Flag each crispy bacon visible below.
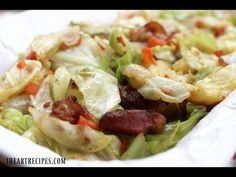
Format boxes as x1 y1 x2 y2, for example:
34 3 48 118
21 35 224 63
51 96 93 124
99 109 166 135
129 21 167 42
119 85 147 109
119 84 167 114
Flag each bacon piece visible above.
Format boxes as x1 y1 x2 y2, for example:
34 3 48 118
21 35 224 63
99 109 166 135
119 85 147 109
51 96 93 124
119 84 167 114
129 21 167 42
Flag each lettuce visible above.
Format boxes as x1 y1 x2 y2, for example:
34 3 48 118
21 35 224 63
146 103 207 154
0 108 33 135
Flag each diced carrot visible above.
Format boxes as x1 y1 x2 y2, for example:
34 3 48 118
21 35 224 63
195 20 204 28
117 37 126 47
127 13 136 19
59 43 69 50
78 116 98 130
76 39 82 46
218 56 228 67
214 50 223 57
59 39 81 51
142 47 156 67
120 139 129 154
27 51 37 60
148 36 167 47
213 27 225 37
24 83 40 96
167 35 180 53
17 60 26 69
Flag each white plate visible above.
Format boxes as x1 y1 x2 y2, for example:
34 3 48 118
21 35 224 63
0 10 236 167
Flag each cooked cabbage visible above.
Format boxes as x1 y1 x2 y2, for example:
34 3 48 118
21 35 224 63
122 64 152 88
188 63 236 105
152 45 176 63
138 76 190 103
188 30 217 53
0 108 33 135
146 103 207 154
30 73 121 154
52 67 71 101
31 76 53 113
123 64 190 103
29 107 116 153
23 125 120 160
173 46 218 73
109 28 130 56
0 60 42 102
53 36 100 69
68 65 121 120
31 26 80 61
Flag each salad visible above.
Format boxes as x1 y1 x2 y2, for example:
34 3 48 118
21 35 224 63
1 10 236 161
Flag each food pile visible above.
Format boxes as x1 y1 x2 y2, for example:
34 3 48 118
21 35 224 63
1 10 236 160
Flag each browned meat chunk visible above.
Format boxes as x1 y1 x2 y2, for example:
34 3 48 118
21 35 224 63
99 109 166 135
148 111 166 134
52 96 93 124
119 85 147 109
129 21 167 42
119 84 167 114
